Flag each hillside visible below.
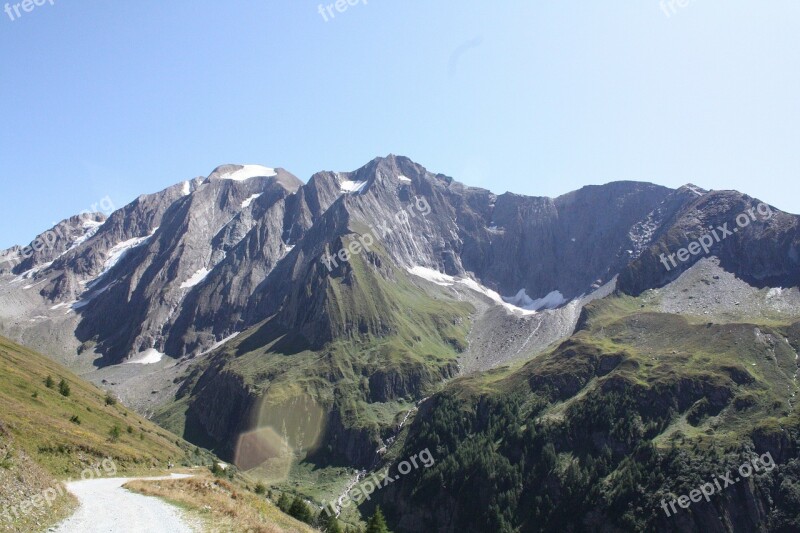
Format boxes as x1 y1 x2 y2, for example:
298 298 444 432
0 335 207 532
374 289 800 532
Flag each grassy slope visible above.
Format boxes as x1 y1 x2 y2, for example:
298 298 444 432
0 334 320 533
154 233 474 524
125 473 317 533
0 334 210 532
555 294 800 446
380 292 800 531
453 292 800 444
0 335 200 474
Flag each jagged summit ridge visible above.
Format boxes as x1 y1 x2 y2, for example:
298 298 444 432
0 155 796 367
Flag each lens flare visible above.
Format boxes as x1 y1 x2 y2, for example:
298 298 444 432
233 391 326 482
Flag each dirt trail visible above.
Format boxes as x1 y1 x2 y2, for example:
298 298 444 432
51 474 196 533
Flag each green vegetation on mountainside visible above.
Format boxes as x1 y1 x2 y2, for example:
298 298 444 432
375 295 800 532
0 335 207 476
0 334 214 532
156 234 473 500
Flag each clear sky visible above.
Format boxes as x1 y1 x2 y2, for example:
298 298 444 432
1 1 799 248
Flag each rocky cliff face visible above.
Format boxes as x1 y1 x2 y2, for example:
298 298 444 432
619 190 800 295
8 156 795 366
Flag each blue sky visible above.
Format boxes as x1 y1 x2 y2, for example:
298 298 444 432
1 1 799 248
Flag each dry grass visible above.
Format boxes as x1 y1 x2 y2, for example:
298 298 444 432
0 423 77 533
0 335 211 532
124 473 316 533
0 335 199 476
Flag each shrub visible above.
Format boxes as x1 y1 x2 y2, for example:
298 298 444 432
0 450 13 469
210 462 226 477
58 379 70 397
45 375 54 389
109 425 121 442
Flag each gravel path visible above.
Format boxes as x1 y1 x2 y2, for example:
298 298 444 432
51 474 196 533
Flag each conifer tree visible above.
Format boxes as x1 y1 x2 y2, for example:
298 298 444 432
365 506 390 533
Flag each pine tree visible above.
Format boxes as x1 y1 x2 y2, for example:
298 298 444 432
58 379 71 397
319 512 344 533
365 506 390 533
541 443 557 473
288 496 313 524
276 493 292 513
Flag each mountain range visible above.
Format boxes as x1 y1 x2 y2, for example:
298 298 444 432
1 155 799 532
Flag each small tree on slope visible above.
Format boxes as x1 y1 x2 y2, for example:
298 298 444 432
365 507 390 533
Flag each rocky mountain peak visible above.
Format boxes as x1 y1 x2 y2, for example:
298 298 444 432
1 155 797 367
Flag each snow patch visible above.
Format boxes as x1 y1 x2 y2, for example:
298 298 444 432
503 289 567 311
15 261 54 282
199 332 241 356
73 281 115 310
125 348 164 365
340 180 369 194
69 227 99 250
64 221 103 255
398 175 412 183
23 279 48 290
406 266 454 286
460 279 537 315
685 185 706 197
103 236 152 273
405 266 539 315
82 218 104 228
182 181 191 195
487 225 506 235
220 165 276 181
241 193 262 209
180 268 211 289
80 232 155 293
